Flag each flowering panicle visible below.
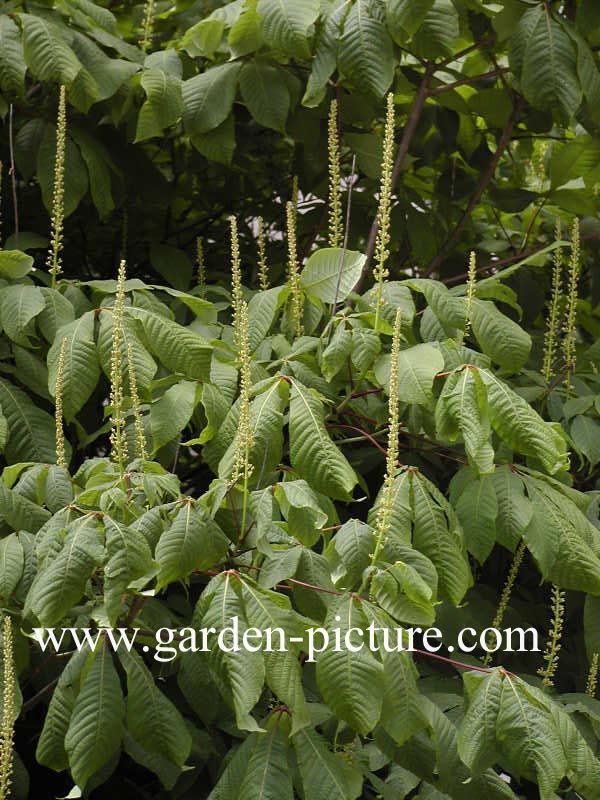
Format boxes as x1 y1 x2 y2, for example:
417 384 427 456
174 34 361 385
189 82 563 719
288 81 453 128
562 218 580 397
47 86 67 288
542 219 564 382
230 298 254 538
196 237 205 290
54 336 68 470
462 251 477 344
587 653 599 698
127 342 148 462
286 201 303 338
363 308 402 591
110 260 129 474
257 217 269 291
328 99 343 249
139 0 155 51
483 540 526 666
229 216 243 343
539 584 565 688
0 616 15 800
372 93 395 331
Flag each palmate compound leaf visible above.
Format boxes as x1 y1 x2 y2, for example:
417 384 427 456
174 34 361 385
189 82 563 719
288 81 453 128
288 379 357 501
64 638 125 790
457 669 503 774
119 647 192 787
450 468 498 563
256 0 320 60
315 594 384 736
0 533 24 601
48 311 100 421
154 501 230 590
193 571 265 732
338 0 394 100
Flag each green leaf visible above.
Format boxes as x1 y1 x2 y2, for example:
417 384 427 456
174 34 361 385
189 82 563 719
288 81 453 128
386 0 435 41
412 0 459 58
293 728 363 800
37 288 76 342
239 60 290 133
37 648 92 772
182 19 225 58
0 285 45 346
289 380 357 501
0 378 58 463
0 15 26 94
0 476 51 533
48 312 100 422
510 6 582 123
69 126 116 219
571 415 600 467
119 647 192 784
103 517 154 624
0 250 34 280
97 308 157 396
257 0 319 59
411 470 471 605
375 343 444 406
125 306 212 381
452 471 498 563
65 639 125 790
239 726 294 800
522 477 600 594
380 649 425 746
151 381 197 452
182 62 241 135
322 325 353 381
457 670 503 773
155 502 230 589
191 114 236 165
247 287 287 352
195 572 265 731
316 595 384 735
300 248 366 303
135 68 183 141
338 1 394 99
496 676 566 796
436 367 495 475
480 369 569 474
24 516 104 625
469 299 531 372
21 14 82 85
149 244 192 291
0 533 24 600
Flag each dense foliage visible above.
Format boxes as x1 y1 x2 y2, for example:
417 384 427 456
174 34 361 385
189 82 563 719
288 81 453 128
2 1 600 799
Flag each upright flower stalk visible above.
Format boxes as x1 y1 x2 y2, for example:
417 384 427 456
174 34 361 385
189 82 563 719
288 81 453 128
127 343 148 462
361 307 402 593
0 616 15 800
230 299 254 539
372 93 395 331
328 99 343 249
257 217 269 291
562 218 580 397
196 237 205 291
286 201 303 338
462 251 477 345
587 653 599 698
539 584 565 689
542 219 564 382
483 540 526 666
47 86 67 288
110 260 129 475
139 0 155 51
54 336 68 470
